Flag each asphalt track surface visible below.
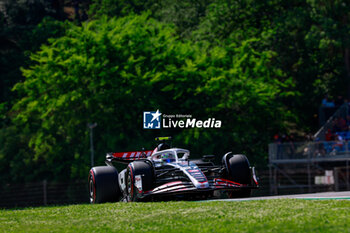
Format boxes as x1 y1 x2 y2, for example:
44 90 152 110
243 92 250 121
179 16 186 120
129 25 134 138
210 191 350 201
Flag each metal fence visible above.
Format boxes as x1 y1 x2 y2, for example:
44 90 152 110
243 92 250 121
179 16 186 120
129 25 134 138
0 180 89 208
269 141 350 162
0 173 273 208
269 140 350 195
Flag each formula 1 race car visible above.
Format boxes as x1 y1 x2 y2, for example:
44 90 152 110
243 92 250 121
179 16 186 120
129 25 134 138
88 137 259 203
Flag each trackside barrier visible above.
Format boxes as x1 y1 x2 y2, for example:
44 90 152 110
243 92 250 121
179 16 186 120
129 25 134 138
0 180 89 208
0 176 271 208
269 141 350 195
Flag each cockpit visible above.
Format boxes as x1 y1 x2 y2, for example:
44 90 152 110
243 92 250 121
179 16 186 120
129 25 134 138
151 148 190 164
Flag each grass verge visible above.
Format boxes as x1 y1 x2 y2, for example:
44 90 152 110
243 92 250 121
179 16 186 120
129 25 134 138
1 199 349 232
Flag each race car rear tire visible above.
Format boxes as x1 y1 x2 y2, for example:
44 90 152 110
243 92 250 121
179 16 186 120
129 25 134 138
89 166 121 204
223 153 252 198
126 161 154 202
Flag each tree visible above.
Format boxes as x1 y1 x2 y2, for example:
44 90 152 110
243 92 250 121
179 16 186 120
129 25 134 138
0 0 66 116
2 14 291 183
89 0 160 18
305 0 350 97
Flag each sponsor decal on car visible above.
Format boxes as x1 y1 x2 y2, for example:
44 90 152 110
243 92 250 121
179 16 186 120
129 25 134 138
135 175 142 192
187 169 200 173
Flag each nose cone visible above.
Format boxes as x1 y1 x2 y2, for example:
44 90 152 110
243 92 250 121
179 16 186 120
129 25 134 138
189 171 209 189
182 162 210 189
195 181 209 189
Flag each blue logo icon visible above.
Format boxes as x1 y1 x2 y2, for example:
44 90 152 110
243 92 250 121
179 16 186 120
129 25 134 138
143 110 162 129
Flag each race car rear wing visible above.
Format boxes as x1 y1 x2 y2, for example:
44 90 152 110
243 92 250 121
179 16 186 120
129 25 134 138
105 150 154 164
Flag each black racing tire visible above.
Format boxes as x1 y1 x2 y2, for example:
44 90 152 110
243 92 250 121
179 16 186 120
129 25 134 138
126 161 154 202
228 154 251 184
223 154 252 198
88 166 121 204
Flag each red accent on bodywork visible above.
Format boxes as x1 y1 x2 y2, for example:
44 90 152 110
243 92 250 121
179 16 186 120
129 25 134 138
177 188 188 191
112 150 153 159
90 169 96 203
220 178 242 185
128 164 134 202
214 178 243 187
187 169 199 172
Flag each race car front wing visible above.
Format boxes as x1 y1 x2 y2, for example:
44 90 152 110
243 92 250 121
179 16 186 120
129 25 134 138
136 177 259 199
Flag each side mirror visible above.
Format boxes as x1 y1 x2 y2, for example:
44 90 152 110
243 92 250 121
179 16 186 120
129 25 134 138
202 155 215 160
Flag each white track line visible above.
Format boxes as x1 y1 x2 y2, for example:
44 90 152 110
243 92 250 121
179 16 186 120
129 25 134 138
203 191 350 202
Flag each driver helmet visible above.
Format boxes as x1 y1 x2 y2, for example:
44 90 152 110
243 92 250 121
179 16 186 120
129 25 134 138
161 153 175 163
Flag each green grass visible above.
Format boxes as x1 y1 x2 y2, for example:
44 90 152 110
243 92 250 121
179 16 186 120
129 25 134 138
1 200 349 232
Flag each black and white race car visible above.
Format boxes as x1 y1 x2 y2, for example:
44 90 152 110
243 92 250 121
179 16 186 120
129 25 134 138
88 137 259 203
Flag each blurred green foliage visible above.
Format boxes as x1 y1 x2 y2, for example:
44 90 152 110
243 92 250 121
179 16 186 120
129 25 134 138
2 14 287 182
1 0 350 183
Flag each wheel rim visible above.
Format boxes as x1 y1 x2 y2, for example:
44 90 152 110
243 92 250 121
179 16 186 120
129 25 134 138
89 175 95 203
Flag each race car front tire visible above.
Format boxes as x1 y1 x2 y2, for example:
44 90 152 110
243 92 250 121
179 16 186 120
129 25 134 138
126 161 154 202
89 166 121 204
223 153 252 198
